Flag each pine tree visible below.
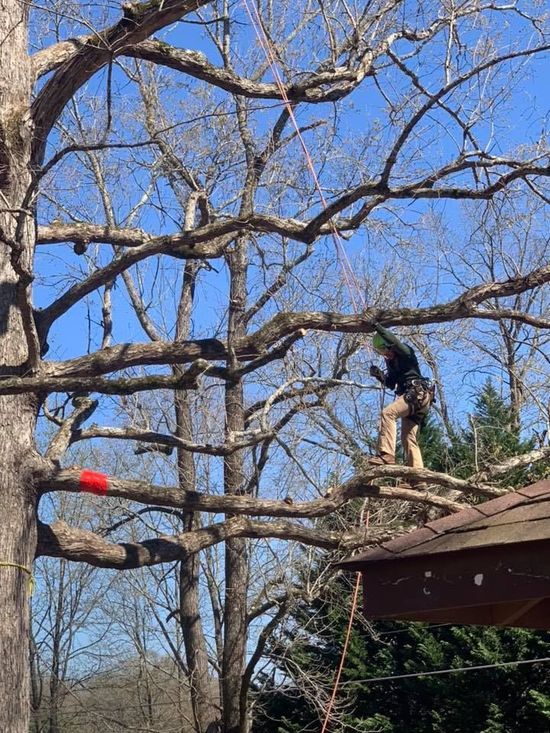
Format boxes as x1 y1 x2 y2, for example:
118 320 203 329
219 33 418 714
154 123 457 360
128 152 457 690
451 379 540 484
254 583 550 732
418 413 453 473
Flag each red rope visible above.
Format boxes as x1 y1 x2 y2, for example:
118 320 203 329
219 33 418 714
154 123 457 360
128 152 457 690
319 571 362 733
239 8 376 728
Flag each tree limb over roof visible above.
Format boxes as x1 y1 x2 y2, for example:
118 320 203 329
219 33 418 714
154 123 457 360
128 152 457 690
34 447 550 570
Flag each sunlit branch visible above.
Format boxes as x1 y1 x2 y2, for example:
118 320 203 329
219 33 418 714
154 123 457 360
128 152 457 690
0 360 212 396
31 0 214 162
470 447 550 484
34 263 549 383
36 517 394 568
71 425 275 456
36 464 500 518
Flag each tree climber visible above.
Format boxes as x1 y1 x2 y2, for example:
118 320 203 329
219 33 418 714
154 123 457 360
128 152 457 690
368 323 434 469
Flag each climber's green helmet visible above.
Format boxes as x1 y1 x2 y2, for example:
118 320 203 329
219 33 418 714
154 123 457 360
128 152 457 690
372 332 392 355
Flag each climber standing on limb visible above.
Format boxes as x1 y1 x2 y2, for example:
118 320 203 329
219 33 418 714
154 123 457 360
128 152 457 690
368 323 435 469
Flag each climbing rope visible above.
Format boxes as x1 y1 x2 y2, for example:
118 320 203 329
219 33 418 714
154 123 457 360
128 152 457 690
320 503 370 733
240 0 367 312
320 571 362 733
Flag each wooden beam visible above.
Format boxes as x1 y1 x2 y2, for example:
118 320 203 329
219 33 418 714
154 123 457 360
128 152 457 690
375 599 550 629
490 599 543 627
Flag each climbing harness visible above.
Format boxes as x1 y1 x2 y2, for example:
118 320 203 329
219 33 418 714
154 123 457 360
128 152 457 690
403 378 436 423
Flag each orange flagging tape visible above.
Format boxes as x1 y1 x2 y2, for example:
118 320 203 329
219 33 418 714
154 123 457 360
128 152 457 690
79 469 108 496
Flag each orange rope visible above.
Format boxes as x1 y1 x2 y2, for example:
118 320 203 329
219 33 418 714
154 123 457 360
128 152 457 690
320 506 369 733
319 571 362 733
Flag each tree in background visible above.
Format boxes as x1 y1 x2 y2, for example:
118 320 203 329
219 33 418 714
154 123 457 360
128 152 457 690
450 379 544 484
0 1 548 731
254 600 550 733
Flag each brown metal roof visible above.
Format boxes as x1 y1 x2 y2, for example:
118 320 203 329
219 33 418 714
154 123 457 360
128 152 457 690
338 478 550 629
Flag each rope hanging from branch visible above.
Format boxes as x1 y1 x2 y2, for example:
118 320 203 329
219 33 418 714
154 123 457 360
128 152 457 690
239 7 378 727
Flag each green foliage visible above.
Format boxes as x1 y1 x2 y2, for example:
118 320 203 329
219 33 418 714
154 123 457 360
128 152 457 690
418 413 453 473
254 587 550 733
528 689 550 720
450 379 537 483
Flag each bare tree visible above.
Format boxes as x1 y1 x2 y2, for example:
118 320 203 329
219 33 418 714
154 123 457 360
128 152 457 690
0 1 549 731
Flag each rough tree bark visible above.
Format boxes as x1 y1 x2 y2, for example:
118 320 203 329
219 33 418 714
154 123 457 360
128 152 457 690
0 5 39 732
223 238 250 733
175 261 221 732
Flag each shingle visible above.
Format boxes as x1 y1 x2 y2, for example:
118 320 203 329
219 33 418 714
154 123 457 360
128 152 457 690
380 526 438 555
472 491 528 518
338 545 395 567
518 479 550 499
425 506 486 534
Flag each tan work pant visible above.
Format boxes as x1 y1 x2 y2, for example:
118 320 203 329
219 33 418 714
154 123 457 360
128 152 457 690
379 395 423 468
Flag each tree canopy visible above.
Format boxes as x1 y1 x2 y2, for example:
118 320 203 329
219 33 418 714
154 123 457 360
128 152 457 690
0 1 548 731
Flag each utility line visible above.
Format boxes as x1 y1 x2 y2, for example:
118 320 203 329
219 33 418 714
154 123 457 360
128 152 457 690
47 655 550 716
338 655 550 685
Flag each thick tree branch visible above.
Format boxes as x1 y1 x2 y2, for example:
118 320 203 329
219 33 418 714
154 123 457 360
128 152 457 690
0 360 213 396
35 517 393 568
303 160 550 237
123 39 374 102
31 0 214 162
29 263 548 385
72 425 275 456
469 446 550 484
45 396 98 462
35 464 499 519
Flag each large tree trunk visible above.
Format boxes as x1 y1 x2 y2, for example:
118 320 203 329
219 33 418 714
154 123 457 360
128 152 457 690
222 241 249 733
0 5 39 732
175 261 221 733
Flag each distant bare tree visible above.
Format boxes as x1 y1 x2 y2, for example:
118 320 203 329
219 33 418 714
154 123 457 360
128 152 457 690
29 493 114 733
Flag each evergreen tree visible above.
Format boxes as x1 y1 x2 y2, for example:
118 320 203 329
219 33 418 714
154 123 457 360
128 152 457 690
254 582 550 732
451 379 541 484
418 413 453 473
